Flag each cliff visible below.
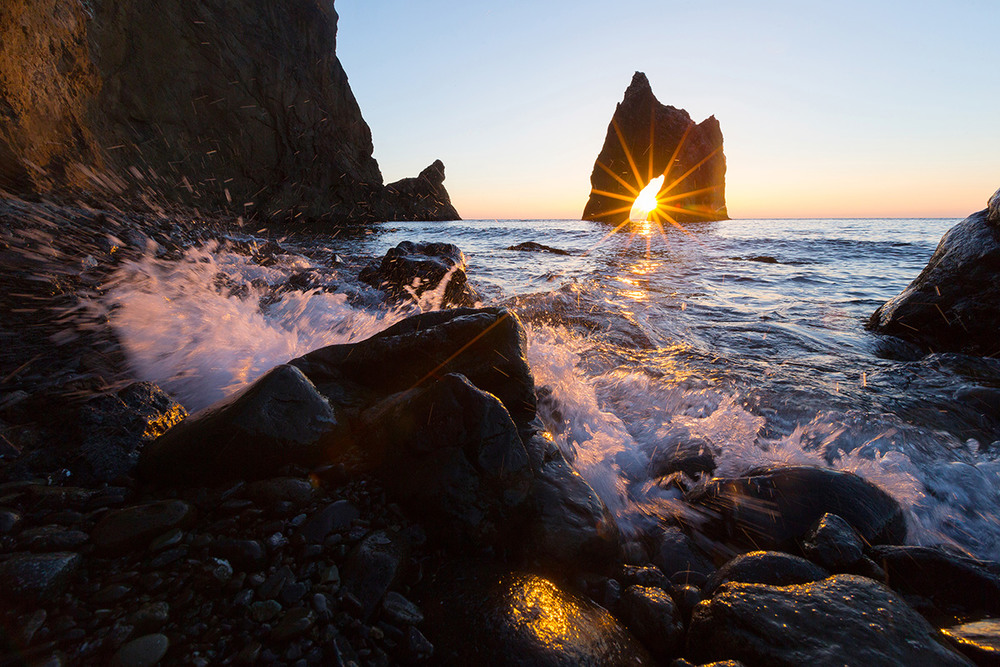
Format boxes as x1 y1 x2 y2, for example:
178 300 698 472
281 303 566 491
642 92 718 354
583 72 727 224
0 0 459 223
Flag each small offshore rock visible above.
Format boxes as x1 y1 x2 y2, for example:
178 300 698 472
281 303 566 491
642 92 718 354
619 585 685 662
111 633 169 667
0 552 80 604
802 512 864 570
91 500 194 553
382 591 424 625
703 551 830 598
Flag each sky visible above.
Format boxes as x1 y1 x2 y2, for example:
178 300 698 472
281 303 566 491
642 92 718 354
336 1 999 220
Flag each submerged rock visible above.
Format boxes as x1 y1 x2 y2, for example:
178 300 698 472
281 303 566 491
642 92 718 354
506 241 571 255
423 566 652 665
686 465 906 554
869 189 1000 355
138 364 345 484
358 241 478 307
582 72 727 224
688 575 973 666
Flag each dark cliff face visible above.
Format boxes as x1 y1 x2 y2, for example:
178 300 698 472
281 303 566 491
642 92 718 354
583 72 727 224
0 0 459 224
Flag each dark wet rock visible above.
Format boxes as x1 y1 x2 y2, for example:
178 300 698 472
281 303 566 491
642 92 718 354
686 465 906 554
0 552 80 605
619 585 685 661
702 551 829 598
127 602 169 633
91 500 194 553
78 382 187 483
251 600 282 623
620 565 670 591
94 584 131 604
672 583 702 623
687 574 972 666
506 241 571 255
138 364 345 484
341 531 406 620
652 526 716 580
383 160 461 222
270 607 314 642
646 438 716 479
18 525 89 552
299 500 359 544
802 512 864 570
423 565 652 665
209 538 266 572
359 373 531 545
111 633 169 667
381 591 424 626
526 452 621 572
245 477 316 506
404 626 435 662
746 255 778 263
0 0 456 224
941 619 1000 666
291 307 537 429
869 191 1000 356
358 241 478 307
583 71 727 224
258 566 295 601
0 508 20 534
870 545 1000 620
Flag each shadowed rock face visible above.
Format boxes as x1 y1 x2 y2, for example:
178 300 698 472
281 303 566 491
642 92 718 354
582 72 727 224
0 0 458 224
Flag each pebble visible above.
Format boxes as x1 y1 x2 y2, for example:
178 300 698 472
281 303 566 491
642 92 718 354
299 500 359 544
251 600 283 623
19 525 89 551
94 584 132 604
270 607 315 642
381 592 424 625
128 602 170 633
148 528 184 552
279 582 309 606
91 501 194 553
112 633 169 667
258 566 294 600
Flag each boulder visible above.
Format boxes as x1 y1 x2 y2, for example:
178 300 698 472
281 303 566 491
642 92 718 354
941 619 1000 667
651 526 716 581
91 500 194 553
358 241 479 307
618 585 685 661
0 552 81 605
137 364 346 484
870 545 1000 621
383 160 461 221
77 382 187 483
868 190 1000 355
340 530 407 620
582 72 727 224
687 575 973 666
702 551 829 598
685 466 906 554
802 513 864 571
290 307 537 430
0 0 457 223
422 566 653 666
358 373 532 545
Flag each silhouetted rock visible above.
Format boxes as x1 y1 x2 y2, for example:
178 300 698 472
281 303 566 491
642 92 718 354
138 365 346 484
0 0 458 224
869 189 1000 355
384 161 461 221
686 465 906 554
688 575 972 666
583 72 727 224
358 241 479 307
506 241 571 255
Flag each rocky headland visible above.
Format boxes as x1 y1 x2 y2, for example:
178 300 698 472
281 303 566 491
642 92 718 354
582 72 728 225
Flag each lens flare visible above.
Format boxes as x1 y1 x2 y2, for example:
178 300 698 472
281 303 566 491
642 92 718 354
630 176 664 222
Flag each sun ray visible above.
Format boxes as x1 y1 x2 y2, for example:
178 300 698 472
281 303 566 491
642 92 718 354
647 103 656 182
612 118 643 191
661 122 694 185
590 188 639 204
596 161 639 196
661 146 723 196
658 184 723 204
582 216 634 256
597 203 638 217
659 203 725 219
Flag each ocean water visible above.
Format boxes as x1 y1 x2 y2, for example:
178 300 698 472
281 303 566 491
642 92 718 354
102 217 1000 560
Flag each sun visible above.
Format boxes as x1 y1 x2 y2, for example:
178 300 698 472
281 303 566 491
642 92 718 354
630 175 664 222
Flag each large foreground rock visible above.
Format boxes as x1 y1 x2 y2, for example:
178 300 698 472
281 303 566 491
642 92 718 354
686 466 906 554
582 72 727 224
138 364 345 484
868 188 1000 356
422 566 652 665
0 0 457 223
688 575 972 666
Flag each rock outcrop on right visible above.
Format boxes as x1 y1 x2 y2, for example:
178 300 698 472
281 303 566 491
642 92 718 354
582 72 727 224
868 187 1000 356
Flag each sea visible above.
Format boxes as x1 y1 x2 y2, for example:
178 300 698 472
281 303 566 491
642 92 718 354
100 216 1000 561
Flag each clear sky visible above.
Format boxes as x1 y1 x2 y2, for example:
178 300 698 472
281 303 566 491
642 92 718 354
336 1 999 220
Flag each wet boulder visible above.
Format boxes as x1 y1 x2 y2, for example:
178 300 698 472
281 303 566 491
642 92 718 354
651 526 716 582
422 565 653 666
359 241 478 307
870 545 1000 621
77 382 187 483
618 584 685 662
358 373 532 545
802 512 864 570
341 530 407 621
702 551 829 598
688 575 973 666
525 452 622 572
685 465 906 554
869 188 1000 356
137 365 346 484
941 619 1000 666
290 307 536 430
